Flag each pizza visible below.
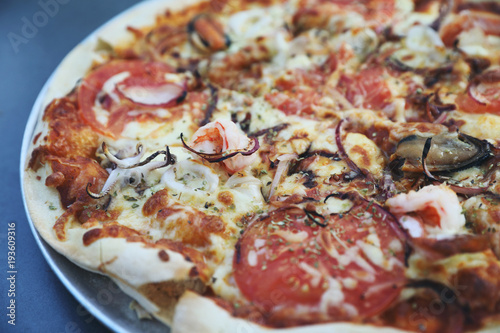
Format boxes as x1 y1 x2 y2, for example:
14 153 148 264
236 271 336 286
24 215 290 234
22 0 500 332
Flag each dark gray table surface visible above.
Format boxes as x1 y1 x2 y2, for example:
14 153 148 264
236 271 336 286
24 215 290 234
0 1 144 332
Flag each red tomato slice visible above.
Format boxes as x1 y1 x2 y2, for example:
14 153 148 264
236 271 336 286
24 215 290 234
456 83 500 115
264 56 339 116
234 202 406 324
337 67 392 110
78 60 185 138
265 90 318 116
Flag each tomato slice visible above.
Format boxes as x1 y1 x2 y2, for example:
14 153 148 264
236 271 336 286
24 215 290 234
234 202 406 324
265 90 318 116
264 62 337 116
456 86 500 115
78 60 186 138
337 67 392 110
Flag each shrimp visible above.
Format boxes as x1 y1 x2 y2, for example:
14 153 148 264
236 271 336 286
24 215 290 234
188 119 258 173
386 184 466 239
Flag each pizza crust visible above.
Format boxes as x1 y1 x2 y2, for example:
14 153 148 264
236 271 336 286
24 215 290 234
173 291 500 333
172 291 410 333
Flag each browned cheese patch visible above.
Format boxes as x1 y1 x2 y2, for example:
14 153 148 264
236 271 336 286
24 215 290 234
143 190 226 247
217 190 234 206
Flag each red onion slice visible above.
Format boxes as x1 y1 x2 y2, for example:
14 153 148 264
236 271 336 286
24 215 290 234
433 111 448 124
468 81 490 105
117 82 186 107
385 56 413 72
465 57 491 75
199 85 218 126
335 119 362 177
180 133 260 163
268 154 297 201
467 69 500 105
426 92 456 122
374 202 410 243
439 183 489 195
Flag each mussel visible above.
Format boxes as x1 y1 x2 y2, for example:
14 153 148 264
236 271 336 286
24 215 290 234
390 132 493 173
188 14 231 52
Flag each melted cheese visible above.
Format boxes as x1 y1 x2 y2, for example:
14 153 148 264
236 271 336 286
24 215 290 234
323 197 353 215
334 28 378 59
247 250 258 267
247 97 287 133
357 235 385 268
343 132 386 177
454 112 500 141
299 262 323 288
319 278 344 312
161 160 220 195
341 277 358 290
392 25 448 69
273 230 309 243
120 112 194 147
226 6 287 44
401 216 424 238
274 174 307 198
319 278 359 317
210 246 244 301
406 250 496 287
324 239 376 276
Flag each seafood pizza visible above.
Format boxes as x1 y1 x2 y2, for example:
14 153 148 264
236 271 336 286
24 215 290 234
23 0 500 332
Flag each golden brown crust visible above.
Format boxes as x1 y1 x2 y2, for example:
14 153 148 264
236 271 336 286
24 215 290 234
82 223 142 246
